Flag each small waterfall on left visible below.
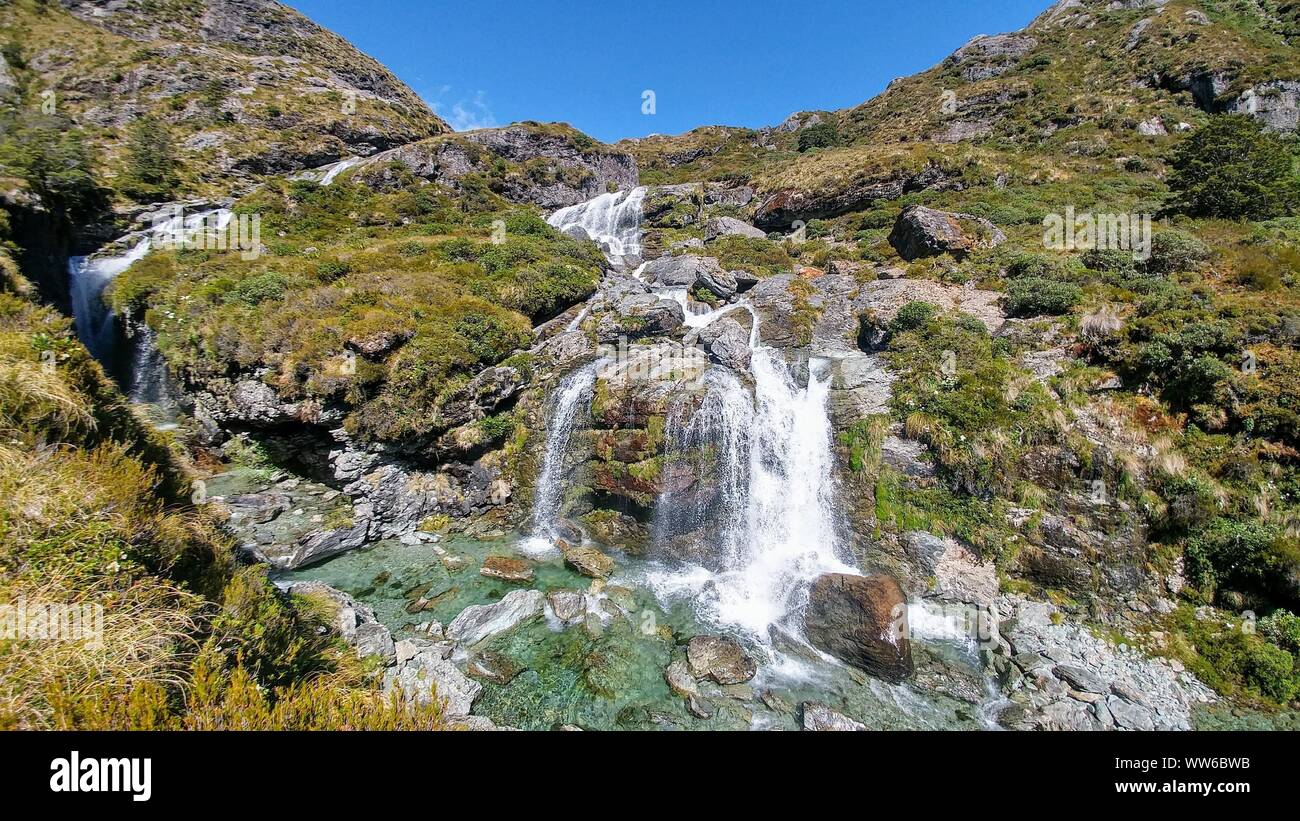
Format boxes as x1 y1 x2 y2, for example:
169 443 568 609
68 208 231 383
519 360 603 555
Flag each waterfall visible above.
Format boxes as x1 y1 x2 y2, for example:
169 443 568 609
320 156 363 186
519 360 602 556
644 311 855 643
547 186 647 267
68 208 232 372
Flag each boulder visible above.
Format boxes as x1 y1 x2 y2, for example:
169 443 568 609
480 555 535 583
705 216 767 241
800 702 866 731
686 635 757 684
804 573 914 683
560 540 616 578
887 205 1006 261
694 315 752 371
445 589 545 647
594 293 685 343
546 589 587 623
641 254 738 299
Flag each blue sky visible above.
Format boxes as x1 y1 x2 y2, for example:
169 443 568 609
286 0 1049 142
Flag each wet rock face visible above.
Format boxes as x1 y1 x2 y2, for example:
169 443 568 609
686 635 757 684
887 205 1007 261
804 573 914 683
693 316 752 371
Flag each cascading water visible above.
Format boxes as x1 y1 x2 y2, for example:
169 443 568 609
519 360 603 556
68 208 231 374
320 156 363 186
546 186 647 268
645 323 856 643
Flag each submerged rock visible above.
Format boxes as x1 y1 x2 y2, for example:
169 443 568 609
445 589 545 647
804 573 914 683
468 650 524 685
686 635 757 684
479 555 535 583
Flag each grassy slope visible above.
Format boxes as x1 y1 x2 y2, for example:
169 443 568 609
0 0 448 202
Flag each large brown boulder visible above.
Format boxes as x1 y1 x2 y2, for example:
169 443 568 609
804 573 914 683
887 205 1006 261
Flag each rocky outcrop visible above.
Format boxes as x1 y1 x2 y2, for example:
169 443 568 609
903 531 997 607
286 580 395 662
1226 81 1300 133
888 205 1006 261
804 573 914 683
383 638 480 715
354 124 637 208
753 164 956 230
53 0 448 192
994 596 1216 731
943 34 1038 82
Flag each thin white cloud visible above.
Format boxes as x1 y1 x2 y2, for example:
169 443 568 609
427 88 496 131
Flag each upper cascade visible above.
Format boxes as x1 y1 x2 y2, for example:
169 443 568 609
547 186 648 269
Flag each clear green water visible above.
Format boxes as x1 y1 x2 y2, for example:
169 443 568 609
280 534 992 731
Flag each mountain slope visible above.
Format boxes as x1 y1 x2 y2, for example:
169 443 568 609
0 0 448 201
622 0 1299 226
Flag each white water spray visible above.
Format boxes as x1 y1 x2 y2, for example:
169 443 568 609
645 308 855 642
547 186 647 266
